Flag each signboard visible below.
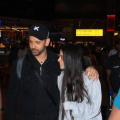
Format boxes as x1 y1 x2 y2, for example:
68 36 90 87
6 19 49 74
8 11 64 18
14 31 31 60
76 29 103 36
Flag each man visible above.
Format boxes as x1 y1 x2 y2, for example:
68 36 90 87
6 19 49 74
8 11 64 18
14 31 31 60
106 40 120 99
7 23 99 120
108 41 118 57
17 42 28 58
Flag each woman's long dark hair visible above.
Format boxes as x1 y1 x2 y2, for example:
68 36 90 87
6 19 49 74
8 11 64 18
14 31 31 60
61 44 90 119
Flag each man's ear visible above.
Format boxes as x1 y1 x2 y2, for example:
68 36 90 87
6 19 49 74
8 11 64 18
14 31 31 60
45 38 50 47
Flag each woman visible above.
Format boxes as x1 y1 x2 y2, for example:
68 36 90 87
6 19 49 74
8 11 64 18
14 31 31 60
108 88 120 120
57 44 102 120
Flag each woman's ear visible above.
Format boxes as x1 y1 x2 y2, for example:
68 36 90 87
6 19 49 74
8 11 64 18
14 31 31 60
45 38 50 47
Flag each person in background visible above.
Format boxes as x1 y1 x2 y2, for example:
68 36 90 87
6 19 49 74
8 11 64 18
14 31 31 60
7 23 99 120
17 41 28 58
108 88 120 120
108 41 119 57
97 46 109 120
85 47 97 66
57 44 102 120
77 44 92 68
105 40 120 99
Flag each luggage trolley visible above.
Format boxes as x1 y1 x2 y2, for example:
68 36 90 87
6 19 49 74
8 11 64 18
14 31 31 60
106 90 113 120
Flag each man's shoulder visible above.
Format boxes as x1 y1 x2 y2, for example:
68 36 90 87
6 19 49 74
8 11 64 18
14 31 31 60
109 49 116 52
108 53 118 60
47 50 61 73
47 50 59 61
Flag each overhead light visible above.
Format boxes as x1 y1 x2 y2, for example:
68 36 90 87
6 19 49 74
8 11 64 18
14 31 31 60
114 31 118 36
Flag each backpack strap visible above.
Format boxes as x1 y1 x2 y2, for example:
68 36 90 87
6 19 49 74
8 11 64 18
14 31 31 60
33 67 57 106
17 55 26 79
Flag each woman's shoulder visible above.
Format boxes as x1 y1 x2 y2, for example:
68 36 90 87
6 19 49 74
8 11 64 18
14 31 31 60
58 71 64 78
57 71 64 95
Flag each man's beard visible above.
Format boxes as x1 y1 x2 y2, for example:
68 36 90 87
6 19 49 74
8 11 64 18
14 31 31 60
31 46 46 56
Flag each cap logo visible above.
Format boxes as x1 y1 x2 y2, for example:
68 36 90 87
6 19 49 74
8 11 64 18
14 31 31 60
34 26 39 31
47 32 49 38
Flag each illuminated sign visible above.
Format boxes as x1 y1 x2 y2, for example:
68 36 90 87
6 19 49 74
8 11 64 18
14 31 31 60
107 15 115 32
60 38 66 41
76 29 103 36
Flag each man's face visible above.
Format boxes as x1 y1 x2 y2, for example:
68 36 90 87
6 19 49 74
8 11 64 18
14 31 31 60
29 36 47 56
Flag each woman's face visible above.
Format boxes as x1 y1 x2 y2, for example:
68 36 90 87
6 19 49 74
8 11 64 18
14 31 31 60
58 50 65 69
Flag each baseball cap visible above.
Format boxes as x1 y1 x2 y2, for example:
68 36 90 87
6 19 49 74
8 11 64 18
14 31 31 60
28 23 49 40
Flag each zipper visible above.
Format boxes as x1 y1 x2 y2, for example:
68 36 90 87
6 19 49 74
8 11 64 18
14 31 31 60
40 65 42 76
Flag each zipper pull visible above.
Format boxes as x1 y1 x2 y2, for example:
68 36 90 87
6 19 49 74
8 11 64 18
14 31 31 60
40 66 42 76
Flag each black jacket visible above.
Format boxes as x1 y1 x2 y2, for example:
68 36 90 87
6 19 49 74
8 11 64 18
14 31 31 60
7 50 61 120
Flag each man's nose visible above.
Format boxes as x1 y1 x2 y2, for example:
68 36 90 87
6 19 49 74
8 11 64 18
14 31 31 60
31 43 35 48
58 57 60 62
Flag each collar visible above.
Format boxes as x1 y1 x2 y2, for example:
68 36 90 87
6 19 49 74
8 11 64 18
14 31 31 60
27 49 59 68
27 50 39 68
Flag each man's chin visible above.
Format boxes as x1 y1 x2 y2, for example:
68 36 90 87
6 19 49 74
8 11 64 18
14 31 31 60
32 52 39 56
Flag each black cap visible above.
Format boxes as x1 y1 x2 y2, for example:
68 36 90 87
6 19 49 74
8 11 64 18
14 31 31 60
28 23 49 40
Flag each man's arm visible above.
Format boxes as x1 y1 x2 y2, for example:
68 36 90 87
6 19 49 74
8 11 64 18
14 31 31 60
106 69 112 91
84 66 99 80
106 69 117 99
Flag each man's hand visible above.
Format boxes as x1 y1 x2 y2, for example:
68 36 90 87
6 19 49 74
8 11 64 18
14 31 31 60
84 66 99 80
